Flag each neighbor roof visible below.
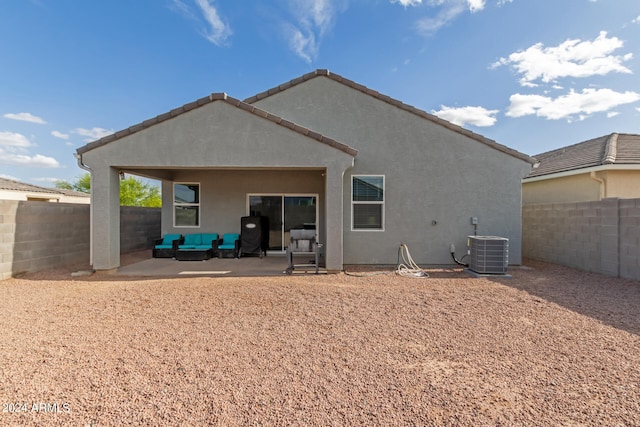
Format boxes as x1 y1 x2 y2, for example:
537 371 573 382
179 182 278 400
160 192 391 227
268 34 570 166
0 177 89 198
245 69 537 165
526 133 640 179
76 93 358 157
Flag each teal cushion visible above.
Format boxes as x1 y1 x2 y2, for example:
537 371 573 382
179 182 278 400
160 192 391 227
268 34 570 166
161 234 181 245
200 233 219 247
222 233 240 245
178 245 197 250
155 244 174 249
183 234 202 246
194 245 213 250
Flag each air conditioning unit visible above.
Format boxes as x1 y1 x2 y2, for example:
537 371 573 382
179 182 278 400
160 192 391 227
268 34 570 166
468 236 509 274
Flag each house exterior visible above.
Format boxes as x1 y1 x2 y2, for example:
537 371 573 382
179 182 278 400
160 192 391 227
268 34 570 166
523 133 640 204
76 70 534 272
0 177 90 204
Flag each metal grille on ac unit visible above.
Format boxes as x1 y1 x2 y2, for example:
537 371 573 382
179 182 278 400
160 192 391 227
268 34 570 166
468 236 509 274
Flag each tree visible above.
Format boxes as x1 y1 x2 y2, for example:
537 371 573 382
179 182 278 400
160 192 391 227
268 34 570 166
119 176 161 207
55 173 91 194
56 173 162 207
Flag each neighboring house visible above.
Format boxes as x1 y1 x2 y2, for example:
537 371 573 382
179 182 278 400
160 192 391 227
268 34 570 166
76 70 535 272
0 177 90 204
523 133 640 204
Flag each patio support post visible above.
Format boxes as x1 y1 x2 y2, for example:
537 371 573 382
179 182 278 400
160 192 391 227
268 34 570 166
324 164 345 271
90 166 121 271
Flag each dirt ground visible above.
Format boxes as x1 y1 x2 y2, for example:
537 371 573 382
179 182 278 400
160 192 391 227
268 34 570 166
1 257 639 426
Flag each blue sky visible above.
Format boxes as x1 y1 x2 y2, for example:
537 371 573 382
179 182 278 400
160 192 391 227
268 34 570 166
1 0 639 186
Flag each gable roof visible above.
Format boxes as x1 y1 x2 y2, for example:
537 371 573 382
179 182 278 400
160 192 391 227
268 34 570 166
526 133 640 179
0 177 89 198
245 69 537 165
76 93 357 157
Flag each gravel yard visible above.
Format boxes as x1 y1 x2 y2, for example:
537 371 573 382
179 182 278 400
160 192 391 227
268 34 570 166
1 258 639 426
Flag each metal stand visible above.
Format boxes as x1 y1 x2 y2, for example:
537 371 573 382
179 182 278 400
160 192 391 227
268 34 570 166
285 229 322 274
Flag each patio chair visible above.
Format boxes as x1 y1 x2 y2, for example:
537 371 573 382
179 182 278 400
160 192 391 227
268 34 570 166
177 233 220 259
218 233 240 258
153 233 183 258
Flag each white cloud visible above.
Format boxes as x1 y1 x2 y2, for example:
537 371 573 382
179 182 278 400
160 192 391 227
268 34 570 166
284 24 317 63
194 0 232 46
506 88 640 121
172 0 232 46
633 15 640 24
3 112 46 124
494 31 633 86
34 177 62 184
0 174 20 181
607 111 620 118
0 131 32 148
0 131 60 168
282 0 341 63
72 127 114 142
0 150 60 168
414 0 488 35
467 0 486 13
391 0 423 6
432 105 499 127
416 2 466 34
51 130 69 140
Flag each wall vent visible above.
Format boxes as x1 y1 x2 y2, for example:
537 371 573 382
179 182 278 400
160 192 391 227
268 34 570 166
468 236 509 274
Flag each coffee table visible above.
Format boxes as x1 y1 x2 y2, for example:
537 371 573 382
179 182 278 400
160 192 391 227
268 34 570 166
175 249 212 261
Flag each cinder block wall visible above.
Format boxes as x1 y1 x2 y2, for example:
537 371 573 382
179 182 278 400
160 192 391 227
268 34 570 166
0 200 160 280
619 199 640 280
120 206 161 253
523 198 640 281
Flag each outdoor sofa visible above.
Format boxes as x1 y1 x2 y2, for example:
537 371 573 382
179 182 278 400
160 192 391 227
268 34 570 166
152 234 183 258
176 233 220 260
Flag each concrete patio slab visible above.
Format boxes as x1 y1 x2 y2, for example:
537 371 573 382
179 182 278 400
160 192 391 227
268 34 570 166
116 254 326 277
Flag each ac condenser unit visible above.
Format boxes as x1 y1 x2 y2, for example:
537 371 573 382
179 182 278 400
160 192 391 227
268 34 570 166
468 236 509 274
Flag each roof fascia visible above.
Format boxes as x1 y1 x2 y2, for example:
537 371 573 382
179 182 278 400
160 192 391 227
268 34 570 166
523 163 640 182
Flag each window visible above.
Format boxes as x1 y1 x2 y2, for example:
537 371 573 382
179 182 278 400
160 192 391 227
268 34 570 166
352 175 384 230
174 183 200 227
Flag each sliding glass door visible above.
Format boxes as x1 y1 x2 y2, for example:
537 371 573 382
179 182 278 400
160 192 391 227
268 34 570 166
248 194 317 252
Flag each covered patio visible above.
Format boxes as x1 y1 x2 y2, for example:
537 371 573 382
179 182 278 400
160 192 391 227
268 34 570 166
116 251 327 277
76 93 356 274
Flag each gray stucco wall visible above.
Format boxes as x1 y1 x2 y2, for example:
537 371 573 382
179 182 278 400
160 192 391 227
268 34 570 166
253 76 532 265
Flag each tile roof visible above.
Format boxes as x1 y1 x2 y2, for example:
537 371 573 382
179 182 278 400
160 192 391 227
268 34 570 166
245 69 536 165
76 93 358 157
526 133 640 179
0 177 90 197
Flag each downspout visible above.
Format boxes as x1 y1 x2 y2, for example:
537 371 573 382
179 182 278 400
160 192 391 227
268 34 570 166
74 153 93 266
590 171 606 200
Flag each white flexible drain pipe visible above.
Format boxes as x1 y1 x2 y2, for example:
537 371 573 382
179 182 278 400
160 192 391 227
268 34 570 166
395 244 429 278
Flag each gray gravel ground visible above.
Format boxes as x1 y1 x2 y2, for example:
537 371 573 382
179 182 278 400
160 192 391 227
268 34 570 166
1 258 639 426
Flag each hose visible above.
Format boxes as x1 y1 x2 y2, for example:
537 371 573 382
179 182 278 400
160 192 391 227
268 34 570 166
449 243 469 267
395 244 429 278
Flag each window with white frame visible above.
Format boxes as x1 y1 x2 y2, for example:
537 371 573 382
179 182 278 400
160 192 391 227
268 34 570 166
174 183 200 227
352 175 384 230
